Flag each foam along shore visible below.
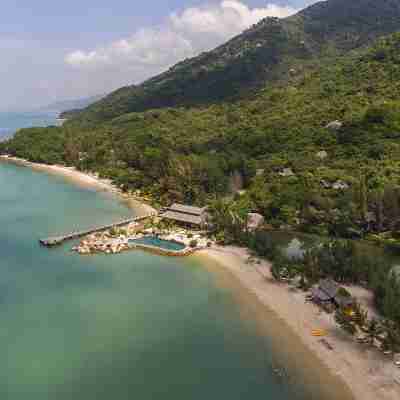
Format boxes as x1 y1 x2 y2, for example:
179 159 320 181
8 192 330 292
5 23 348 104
198 245 400 400
0 155 156 215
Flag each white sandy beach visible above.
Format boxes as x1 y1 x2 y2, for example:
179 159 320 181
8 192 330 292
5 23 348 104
198 245 400 400
2 154 399 400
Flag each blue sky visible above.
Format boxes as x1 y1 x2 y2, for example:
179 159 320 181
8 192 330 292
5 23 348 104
0 1 315 111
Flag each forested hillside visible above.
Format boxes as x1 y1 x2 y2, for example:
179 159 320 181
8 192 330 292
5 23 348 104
2 31 400 243
64 0 400 124
2 0 400 350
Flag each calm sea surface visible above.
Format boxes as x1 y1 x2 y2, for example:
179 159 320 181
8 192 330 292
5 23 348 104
0 113 354 400
0 160 357 400
0 111 59 139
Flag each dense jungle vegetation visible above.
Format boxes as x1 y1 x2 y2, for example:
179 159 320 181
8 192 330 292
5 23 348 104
3 31 400 245
249 232 400 350
62 0 400 123
1 0 400 339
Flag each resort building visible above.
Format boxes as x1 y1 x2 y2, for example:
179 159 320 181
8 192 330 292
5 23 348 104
161 203 208 229
311 279 355 312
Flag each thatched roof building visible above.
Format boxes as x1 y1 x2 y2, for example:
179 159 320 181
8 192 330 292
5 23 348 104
311 287 332 303
161 204 208 227
319 279 340 299
311 279 355 310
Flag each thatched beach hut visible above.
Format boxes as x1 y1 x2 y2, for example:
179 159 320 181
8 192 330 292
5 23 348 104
161 204 208 229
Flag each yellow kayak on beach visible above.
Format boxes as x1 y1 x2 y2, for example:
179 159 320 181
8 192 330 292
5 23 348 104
311 329 326 337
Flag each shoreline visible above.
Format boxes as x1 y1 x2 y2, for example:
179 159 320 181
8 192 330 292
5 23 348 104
0 155 157 216
2 154 399 399
196 245 400 400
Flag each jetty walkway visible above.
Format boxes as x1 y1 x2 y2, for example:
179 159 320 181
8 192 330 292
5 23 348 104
39 213 156 247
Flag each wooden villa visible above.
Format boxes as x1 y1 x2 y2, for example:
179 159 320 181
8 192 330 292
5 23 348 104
311 279 354 312
160 204 208 229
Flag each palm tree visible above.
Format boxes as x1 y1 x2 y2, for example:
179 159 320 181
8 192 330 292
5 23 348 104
381 319 400 353
302 248 323 285
352 302 368 328
366 318 382 346
358 171 368 224
335 309 357 336
209 198 233 232
209 198 248 243
370 172 389 232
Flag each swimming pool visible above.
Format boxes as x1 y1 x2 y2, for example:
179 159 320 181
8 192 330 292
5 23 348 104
128 236 186 251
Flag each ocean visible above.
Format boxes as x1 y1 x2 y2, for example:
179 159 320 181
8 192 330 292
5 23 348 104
0 115 353 400
0 111 60 140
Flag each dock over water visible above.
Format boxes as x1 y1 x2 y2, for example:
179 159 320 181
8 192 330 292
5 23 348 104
39 213 155 247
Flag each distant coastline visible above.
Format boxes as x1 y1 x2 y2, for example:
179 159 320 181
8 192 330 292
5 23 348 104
0 128 12 140
0 110 60 140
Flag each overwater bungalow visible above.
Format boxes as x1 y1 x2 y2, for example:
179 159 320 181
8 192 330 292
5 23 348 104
161 203 208 229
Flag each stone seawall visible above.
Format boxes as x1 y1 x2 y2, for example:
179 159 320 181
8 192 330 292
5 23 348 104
130 243 198 257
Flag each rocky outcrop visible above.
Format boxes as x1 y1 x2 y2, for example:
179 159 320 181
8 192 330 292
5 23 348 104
316 150 328 159
279 168 295 177
247 213 265 231
325 121 343 131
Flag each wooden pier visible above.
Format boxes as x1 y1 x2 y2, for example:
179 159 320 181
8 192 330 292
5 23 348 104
39 213 155 247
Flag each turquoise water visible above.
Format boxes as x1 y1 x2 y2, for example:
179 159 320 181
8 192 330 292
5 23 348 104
0 111 59 139
0 161 354 400
129 236 186 251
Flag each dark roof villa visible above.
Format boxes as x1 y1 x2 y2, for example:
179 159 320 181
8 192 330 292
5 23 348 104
161 204 208 227
311 279 355 310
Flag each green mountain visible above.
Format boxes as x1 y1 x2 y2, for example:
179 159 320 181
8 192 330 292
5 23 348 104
2 0 400 241
39 94 104 115
68 0 400 124
2 0 400 347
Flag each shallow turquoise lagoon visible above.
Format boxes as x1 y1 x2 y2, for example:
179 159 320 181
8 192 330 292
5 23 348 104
0 161 353 400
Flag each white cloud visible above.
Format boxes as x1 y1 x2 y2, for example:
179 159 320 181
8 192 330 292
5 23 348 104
65 1 297 86
65 28 194 69
170 1 297 36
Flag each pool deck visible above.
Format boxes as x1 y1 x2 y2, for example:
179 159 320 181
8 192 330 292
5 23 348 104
128 242 198 257
73 232 209 257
